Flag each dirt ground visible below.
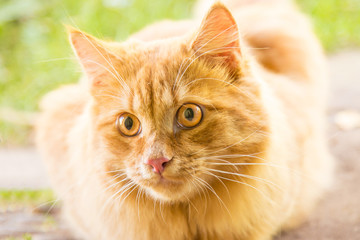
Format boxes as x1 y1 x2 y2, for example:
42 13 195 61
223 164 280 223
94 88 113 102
1 50 359 239
276 50 360 240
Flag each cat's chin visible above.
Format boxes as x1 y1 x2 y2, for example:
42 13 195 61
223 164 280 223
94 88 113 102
142 178 194 202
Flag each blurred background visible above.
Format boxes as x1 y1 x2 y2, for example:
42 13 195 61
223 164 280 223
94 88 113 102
0 0 359 239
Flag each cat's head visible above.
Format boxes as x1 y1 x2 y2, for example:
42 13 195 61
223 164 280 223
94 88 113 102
70 3 269 202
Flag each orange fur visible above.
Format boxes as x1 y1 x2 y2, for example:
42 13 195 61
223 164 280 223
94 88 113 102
36 1 333 239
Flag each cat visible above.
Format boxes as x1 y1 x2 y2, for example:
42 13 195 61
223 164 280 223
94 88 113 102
36 0 334 239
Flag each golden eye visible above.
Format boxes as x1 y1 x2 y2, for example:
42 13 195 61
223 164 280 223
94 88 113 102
176 103 203 129
116 113 141 137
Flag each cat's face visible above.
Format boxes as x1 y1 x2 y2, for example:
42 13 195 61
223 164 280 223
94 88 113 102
70 4 269 202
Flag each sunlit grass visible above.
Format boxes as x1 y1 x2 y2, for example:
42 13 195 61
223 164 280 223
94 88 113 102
0 0 359 145
298 0 360 50
0 189 55 209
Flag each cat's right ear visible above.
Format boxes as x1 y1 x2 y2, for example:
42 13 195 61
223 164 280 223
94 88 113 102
68 26 122 90
191 3 244 77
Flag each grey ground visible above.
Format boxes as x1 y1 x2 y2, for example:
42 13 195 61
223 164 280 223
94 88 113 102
0 148 49 189
0 50 359 239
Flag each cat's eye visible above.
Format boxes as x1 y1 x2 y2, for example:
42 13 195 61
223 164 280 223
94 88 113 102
116 113 141 137
176 103 203 129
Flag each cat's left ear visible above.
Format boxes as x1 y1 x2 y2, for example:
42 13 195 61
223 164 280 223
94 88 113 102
191 3 242 76
68 26 122 91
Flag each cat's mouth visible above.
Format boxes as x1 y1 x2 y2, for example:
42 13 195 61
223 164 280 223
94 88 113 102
135 173 193 201
145 173 184 187
157 175 184 186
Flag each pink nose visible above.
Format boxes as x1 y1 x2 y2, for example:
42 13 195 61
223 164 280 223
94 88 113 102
146 157 170 174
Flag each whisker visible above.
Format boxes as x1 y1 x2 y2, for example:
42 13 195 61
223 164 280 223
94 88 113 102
99 180 133 216
192 177 210 211
159 200 166 223
188 177 208 213
102 47 133 97
215 175 277 206
174 46 242 94
86 59 131 96
199 152 265 160
36 57 75 63
180 94 219 112
76 31 132 96
93 94 124 101
100 174 128 195
103 169 127 174
193 176 231 216
202 170 231 198
204 128 265 155
173 23 238 90
177 76 259 105
64 10 132 96
185 195 199 214
136 187 144 221
118 183 138 207
203 154 309 178
206 168 283 192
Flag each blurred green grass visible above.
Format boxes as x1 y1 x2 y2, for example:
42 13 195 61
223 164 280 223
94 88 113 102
0 189 55 209
300 0 360 50
0 0 359 145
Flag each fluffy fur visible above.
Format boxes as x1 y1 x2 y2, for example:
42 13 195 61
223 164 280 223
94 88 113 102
36 0 333 239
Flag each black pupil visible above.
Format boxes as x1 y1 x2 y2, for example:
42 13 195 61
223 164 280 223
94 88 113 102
184 108 194 121
124 117 134 130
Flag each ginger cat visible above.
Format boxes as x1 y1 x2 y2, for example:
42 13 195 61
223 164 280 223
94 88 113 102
36 0 333 239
